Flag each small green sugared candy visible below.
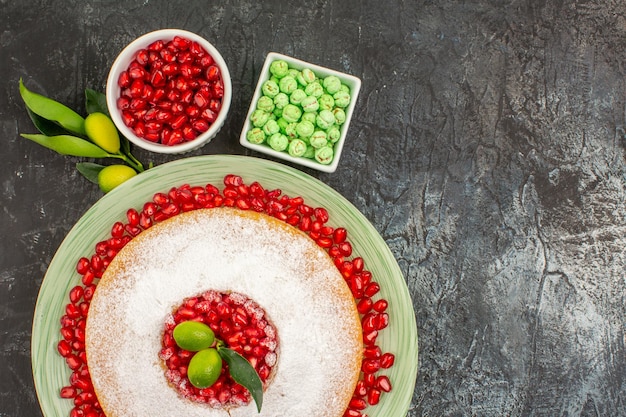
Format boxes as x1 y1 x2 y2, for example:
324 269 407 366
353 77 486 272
333 90 351 108
284 122 298 139
273 107 283 118
288 138 307 157
262 80 280 98
273 92 290 109
310 130 328 148
282 104 302 123
246 127 266 144
316 109 335 130
332 107 346 125
301 112 316 124
300 68 317 85
300 95 320 113
318 94 335 111
296 120 315 138
323 75 342 94
327 126 341 143
270 60 290 78
263 119 280 136
257 95 275 112
268 132 288 151
279 76 298 94
289 88 307 105
250 109 270 127
303 145 316 159
315 145 334 165
288 69 300 79
276 117 290 133
305 81 324 98
339 84 350 94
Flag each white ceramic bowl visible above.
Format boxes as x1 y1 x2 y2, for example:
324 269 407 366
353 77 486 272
106 29 232 154
240 52 361 173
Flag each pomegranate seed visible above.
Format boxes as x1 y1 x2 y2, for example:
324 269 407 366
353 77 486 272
333 227 347 243
314 207 329 223
357 297 373 314
367 388 381 405
60 386 77 398
57 340 72 357
69 286 84 304
380 352 395 368
377 375 392 392
349 397 367 410
76 257 90 274
364 282 381 297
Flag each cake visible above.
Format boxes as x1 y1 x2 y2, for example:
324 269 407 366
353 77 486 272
85 207 363 416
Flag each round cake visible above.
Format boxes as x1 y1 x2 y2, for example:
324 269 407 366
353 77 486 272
85 207 363 417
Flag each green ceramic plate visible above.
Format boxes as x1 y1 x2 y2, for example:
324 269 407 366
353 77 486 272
32 155 418 416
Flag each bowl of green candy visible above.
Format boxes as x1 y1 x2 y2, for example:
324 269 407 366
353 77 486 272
239 52 361 173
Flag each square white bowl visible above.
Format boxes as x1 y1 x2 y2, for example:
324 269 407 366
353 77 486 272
239 52 361 173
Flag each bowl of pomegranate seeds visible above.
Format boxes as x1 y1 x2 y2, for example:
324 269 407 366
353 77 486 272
106 29 232 154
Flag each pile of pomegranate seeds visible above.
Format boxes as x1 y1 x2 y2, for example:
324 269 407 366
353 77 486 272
116 35 225 146
57 174 394 417
161 290 278 407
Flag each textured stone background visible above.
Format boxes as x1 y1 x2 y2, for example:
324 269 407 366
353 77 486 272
1 1 625 416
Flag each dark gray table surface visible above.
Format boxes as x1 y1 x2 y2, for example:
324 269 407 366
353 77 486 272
2 1 625 416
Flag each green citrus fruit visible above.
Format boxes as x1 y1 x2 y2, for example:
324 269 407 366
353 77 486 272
85 112 120 153
97 164 137 193
187 348 223 389
173 321 215 352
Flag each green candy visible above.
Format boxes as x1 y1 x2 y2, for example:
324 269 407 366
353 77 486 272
310 130 328 148
276 117 290 133
303 145 316 159
323 75 342 94
318 94 335 111
270 60 289 78
305 81 324 98
257 95 275 112
273 92 289 109
332 108 346 125
333 90 351 108
288 69 300 79
262 80 280 98
288 139 307 157
279 76 298 94
301 112 316 124
250 109 270 127
268 133 288 151
246 127 266 144
300 95 320 113
327 126 341 143
300 68 317 85
315 146 334 165
282 104 302 123
289 89 307 105
296 120 315 138
316 109 335 130
262 119 280 136
284 122 298 139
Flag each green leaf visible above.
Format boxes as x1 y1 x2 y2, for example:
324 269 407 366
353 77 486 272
218 347 263 412
20 133 113 158
85 89 110 116
19 78 86 136
25 106 69 136
76 162 105 184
